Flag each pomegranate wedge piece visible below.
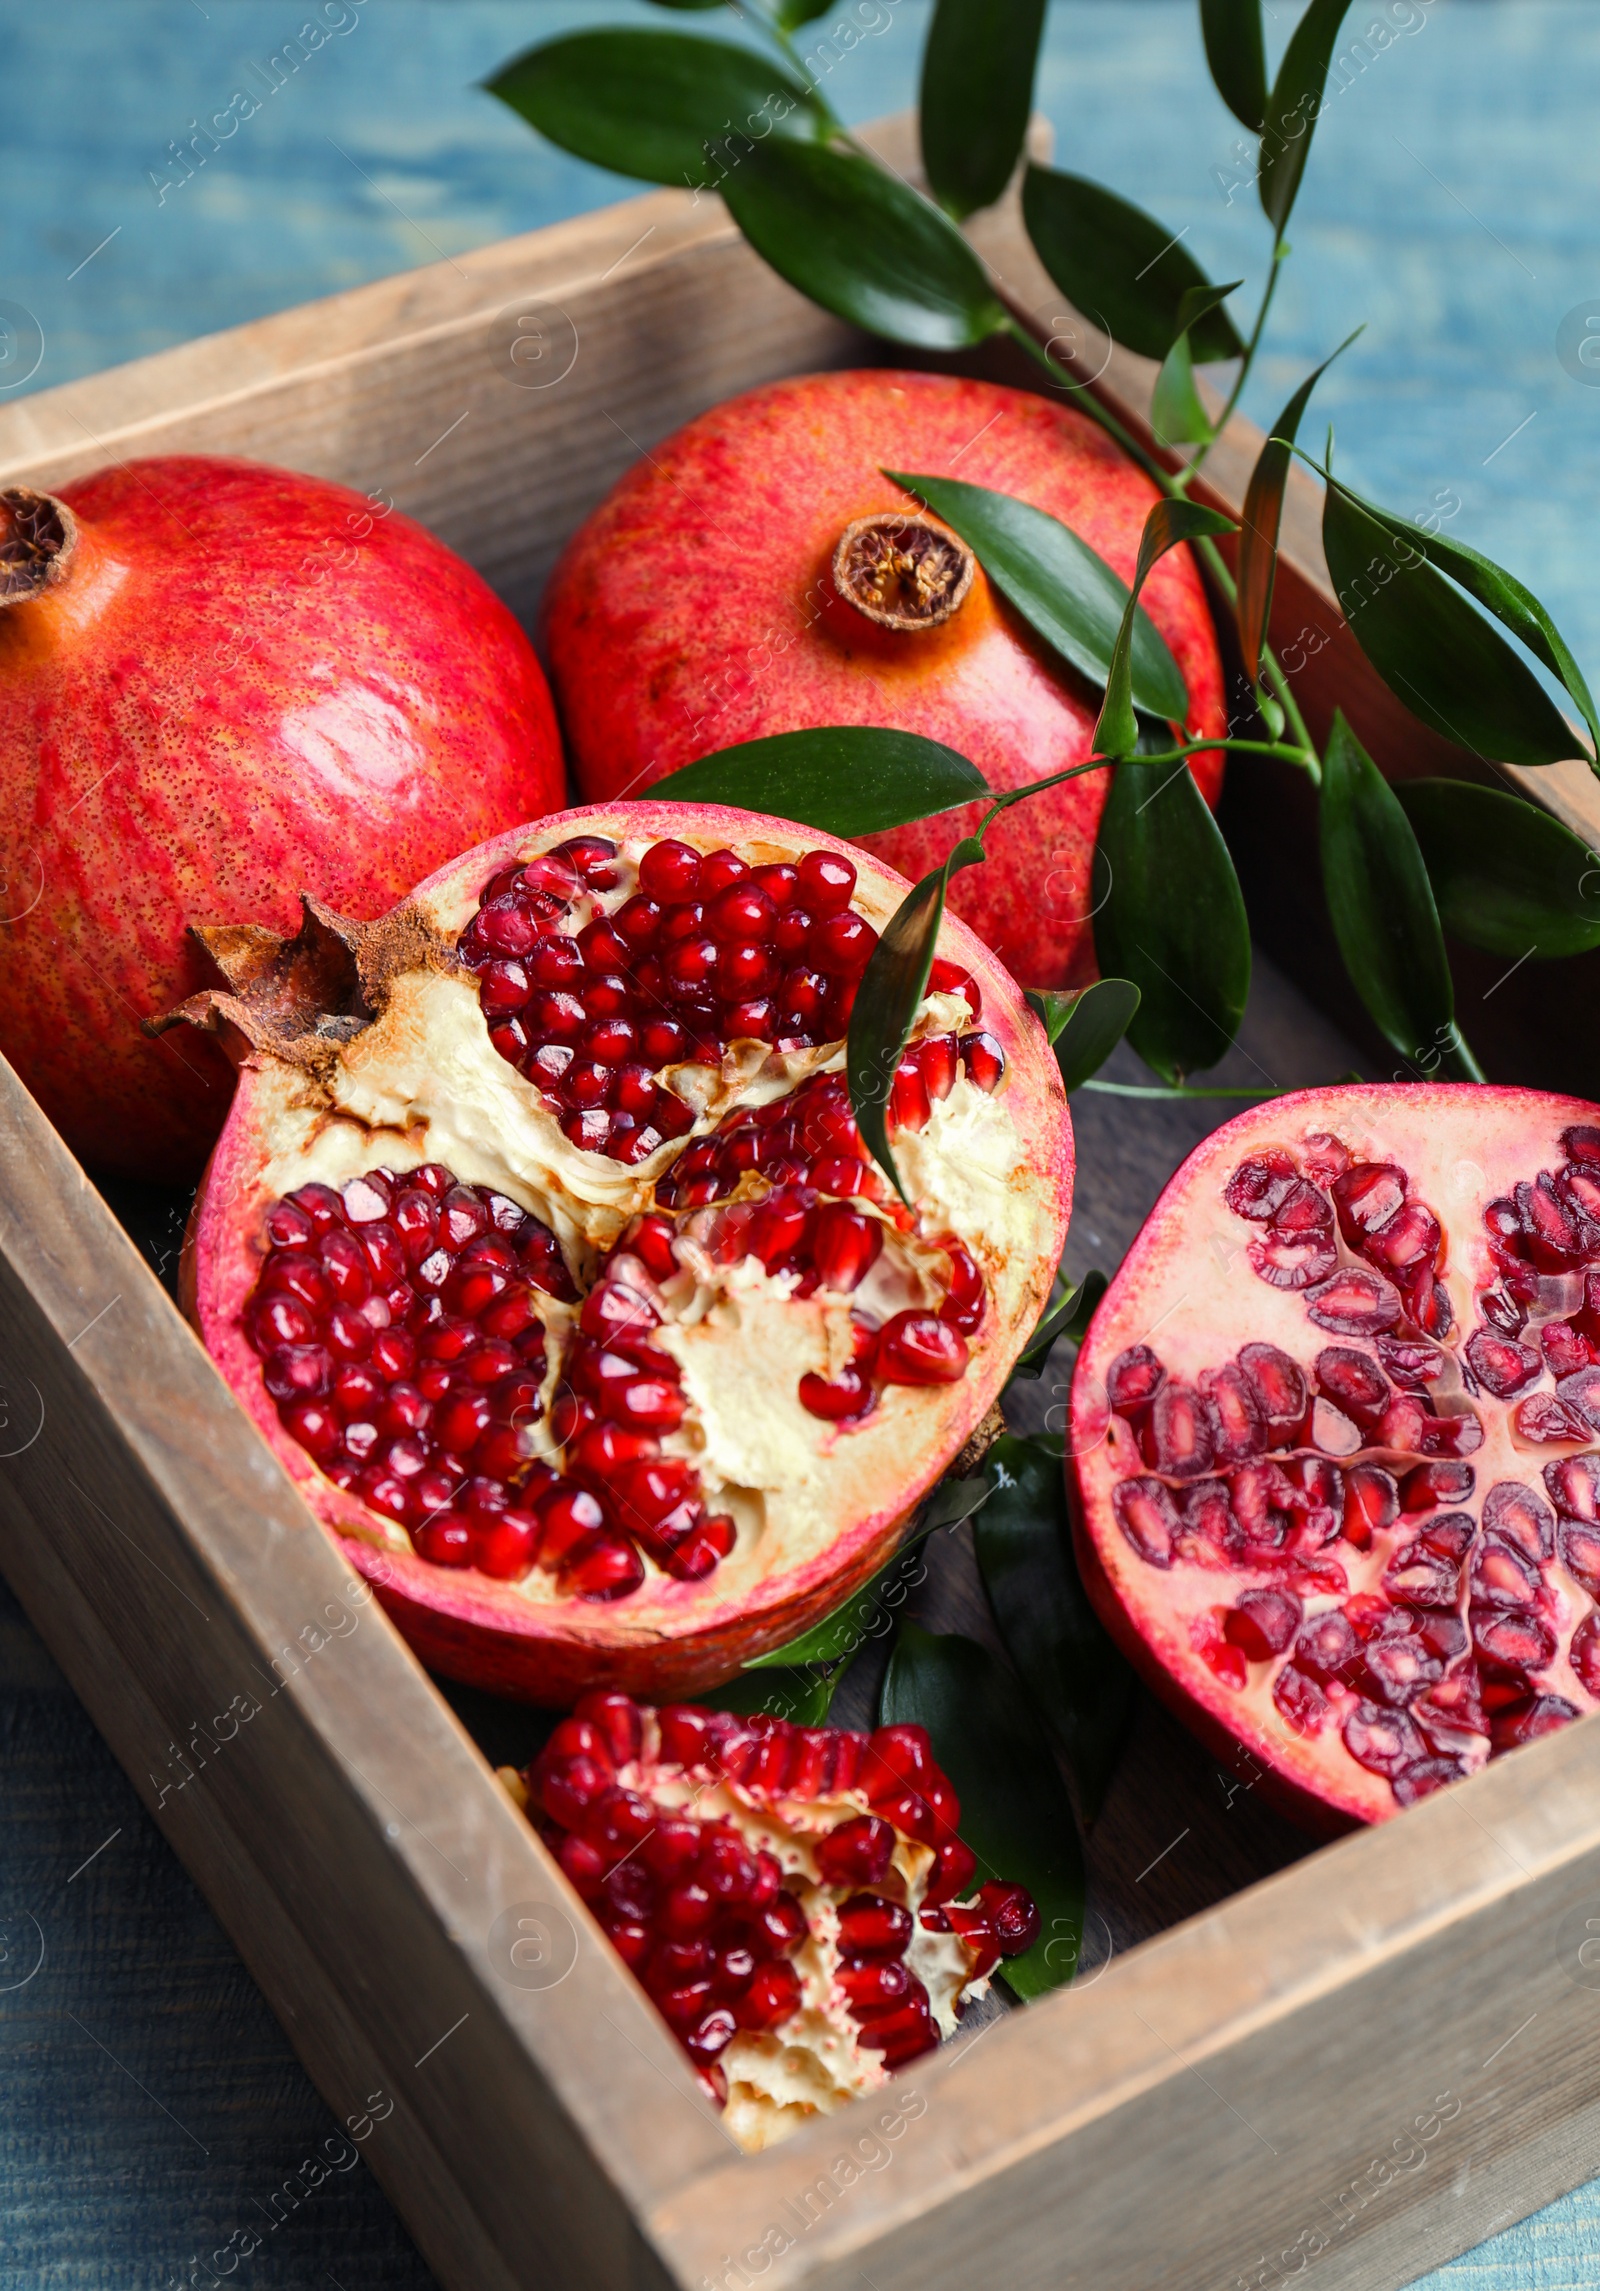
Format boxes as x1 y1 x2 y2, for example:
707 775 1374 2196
1073 1085 1600 1831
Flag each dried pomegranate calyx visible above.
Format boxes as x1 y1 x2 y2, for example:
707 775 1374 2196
506 1694 1037 2151
831 511 976 631
0 485 76 603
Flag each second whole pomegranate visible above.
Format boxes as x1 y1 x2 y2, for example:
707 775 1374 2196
540 368 1227 989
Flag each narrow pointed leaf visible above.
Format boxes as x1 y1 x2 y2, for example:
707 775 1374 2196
1200 0 1267 130
920 0 1048 222
1237 331 1361 680
1026 977 1142 1091
1396 779 1600 959
885 472 1186 717
881 1622 1084 1998
1009 1270 1108 1379
486 31 821 189
974 1435 1134 1821
721 140 1007 351
1150 281 1241 450
1095 499 1237 758
1020 164 1245 363
1322 474 1599 763
1320 713 1479 1077
1258 0 1355 234
848 839 986 1198
701 1664 841 1725
1093 747 1251 1082
776 0 835 21
745 1466 999 1669
652 728 992 837
1323 481 1580 768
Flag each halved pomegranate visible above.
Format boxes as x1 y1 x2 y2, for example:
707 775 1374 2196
500 1693 1039 2150
1073 1085 1600 1832
173 803 1071 1703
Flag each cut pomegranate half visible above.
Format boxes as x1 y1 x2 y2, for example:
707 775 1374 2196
1072 1085 1600 1831
500 1694 1038 2151
177 803 1071 1703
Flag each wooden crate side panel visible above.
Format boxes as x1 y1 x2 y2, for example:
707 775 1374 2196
0 1057 730 2285
653 1718 1600 2291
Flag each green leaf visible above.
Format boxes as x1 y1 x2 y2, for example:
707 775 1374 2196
1150 280 1242 451
1258 0 1356 234
1319 714 1481 1079
721 139 1008 351
1322 479 1581 770
700 1664 841 1725
920 0 1048 222
1200 0 1267 131
1237 331 1362 681
485 31 821 190
1094 499 1237 758
881 1622 1084 1998
974 1435 1134 1823
776 0 835 22
1318 473 1599 765
1009 1269 1108 1379
848 840 987 1199
1093 744 1251 1083
651 727 992 838
884 473 1187 718
746 1467 999 1670
1396 779 1600 960
1025 977 1142 1091
1021 164 1245 364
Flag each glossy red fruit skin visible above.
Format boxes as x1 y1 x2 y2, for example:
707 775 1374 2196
542 371 1225 993
188 800 1073 1708
0 455 564 1178
1072 1082 1600 1837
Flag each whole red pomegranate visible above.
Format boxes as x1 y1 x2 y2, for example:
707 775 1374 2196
0 457 565 1177
174 801 1071 1704
540 370 1226 989
504 1692 1039 2147
1072 1084 1600 1833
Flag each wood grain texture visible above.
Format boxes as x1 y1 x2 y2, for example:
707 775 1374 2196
2 117 1599 2291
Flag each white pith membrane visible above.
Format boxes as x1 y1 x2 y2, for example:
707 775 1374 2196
496 1695 1037 2152
208 819 1064 1648
1072 1086 1600 1828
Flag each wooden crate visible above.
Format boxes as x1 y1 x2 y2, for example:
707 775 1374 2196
4 121 1600 2291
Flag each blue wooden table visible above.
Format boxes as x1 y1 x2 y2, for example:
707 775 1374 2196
2 6 1598 2285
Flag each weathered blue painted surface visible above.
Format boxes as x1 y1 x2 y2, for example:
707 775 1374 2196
1 5 1597 2286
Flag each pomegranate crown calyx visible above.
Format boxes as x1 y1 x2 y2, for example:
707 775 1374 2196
146 892 442 1069
0 487 76 605
832 511 975 632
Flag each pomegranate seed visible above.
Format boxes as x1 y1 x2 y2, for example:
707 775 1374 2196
637 840 702 902
939 1238 986 1334
927 957 981 1022
1199 1362 1265 1463
1482 1480 1554 1560
837 1895 913 1957
1140 1381 1217 1479
810 1203 882 1293
1224 1151 1300 1221
1113 1476 1178 1567
796 849 855 914
736 1959 803 2031
798 1365 875 1423
1107 1345 1166 1416
1237 1342 1309 1441
1464 1328 1541 1397
816 1816 895 1887
875 1311 968 1386
959 1030 1006 1092
889 1054 932 1133
1223 1587 1301 1661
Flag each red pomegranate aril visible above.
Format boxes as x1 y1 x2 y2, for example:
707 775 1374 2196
815 1815 895 1887
890 1056 932 1134
927 957 981 1022
1238 1342 1309 1442
793 848 855 916
475 1510 542 1579
875 1311 968 1387
1139 1381 1216 1479
811 1203 883 1293
1223 1587 1302 1662
637 840 702 902
836 1895 913 1957
939 1239 986 1335
560 1532 647 1601
1398 1459 1475 1512
415 1515 473 1567
1107 1345 1166 1417
959 1031 1006 1092
810 913 878 976
798 1365 875 1423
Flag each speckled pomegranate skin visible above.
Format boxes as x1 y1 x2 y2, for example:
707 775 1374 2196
542 370 1226 991
0 454 566 1177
